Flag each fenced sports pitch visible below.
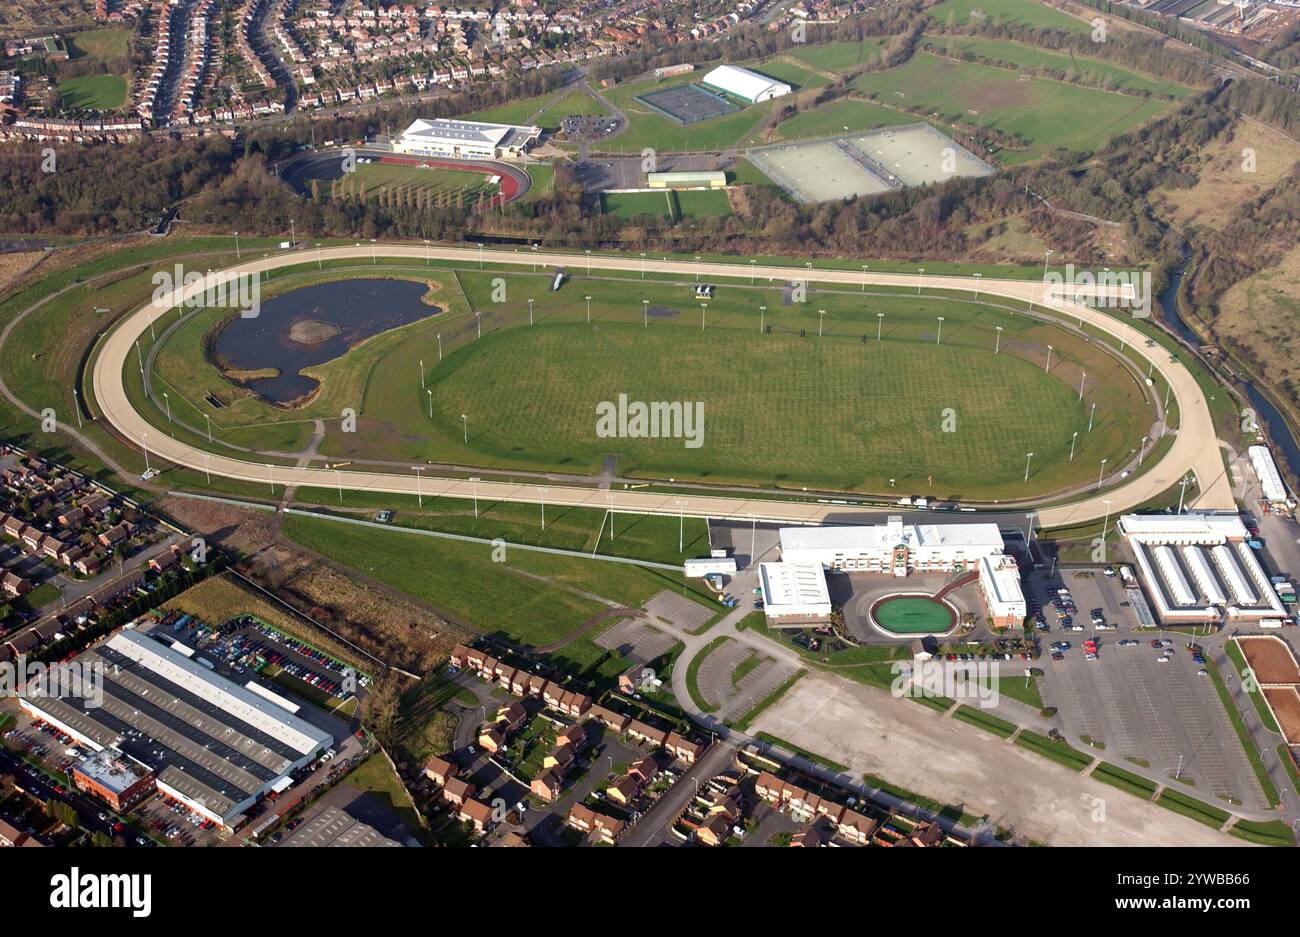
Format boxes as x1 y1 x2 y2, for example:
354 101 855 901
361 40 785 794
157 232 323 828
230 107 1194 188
747 122 995 203
634 83 739 125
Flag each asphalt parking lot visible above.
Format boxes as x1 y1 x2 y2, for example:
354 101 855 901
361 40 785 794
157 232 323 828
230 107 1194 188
693 638 799 722
1029 568 1269 809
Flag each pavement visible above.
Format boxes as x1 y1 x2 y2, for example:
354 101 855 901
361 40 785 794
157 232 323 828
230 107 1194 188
88 243 1233 533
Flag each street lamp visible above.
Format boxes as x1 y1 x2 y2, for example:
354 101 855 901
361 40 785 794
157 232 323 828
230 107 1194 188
818 309 826 338
994 325 1002 354
437 333 443 362
1043 249 1054 277
538 486 548 529
917 267 925 294
469 476 480 518
1045 344 1052 373
1138 435 1149 468
1024 451 1034 483
973 272 981 299
935 316 944 344
461 413 468 444
584 295 591 324
1097 457 1107 490
640 252 646 279
1069 430 1078 462
876 312 884 342
203 413 212 443
528 298 534 326
412 466 424 508
861 264 868 291
427 389 433 419
700 302 707 331
1102 499 1112 540
759 305 766 333
585 249 591 277
476 310 482 339
233 231 241 259
316 242 322 270
642 299 648 327
1078 371 1086 401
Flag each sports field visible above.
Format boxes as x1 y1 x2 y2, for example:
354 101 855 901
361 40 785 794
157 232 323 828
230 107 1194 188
603 76 774 152
636 83 738 124
57 74 127 110
140 261 1154 499
788 39 882 72
750 124 992 202
775 98 917 141
603 189 732 220
325 162 499 204
852 53 1177 162
927 0 1093 33
926 36 1196 98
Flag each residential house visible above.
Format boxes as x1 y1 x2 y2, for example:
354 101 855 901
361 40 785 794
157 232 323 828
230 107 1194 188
423 755 457 787
442 777 475 807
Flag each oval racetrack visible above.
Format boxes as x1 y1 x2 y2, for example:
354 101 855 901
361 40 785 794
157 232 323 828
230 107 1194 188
90 244 1234 528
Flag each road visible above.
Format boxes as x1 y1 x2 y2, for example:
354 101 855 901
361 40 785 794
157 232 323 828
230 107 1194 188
88 243 1234 531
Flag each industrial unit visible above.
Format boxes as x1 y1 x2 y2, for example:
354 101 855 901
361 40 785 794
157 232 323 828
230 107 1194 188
700 64 792 104
393 117 541 160
20 627 333 829
1118 514 1285 623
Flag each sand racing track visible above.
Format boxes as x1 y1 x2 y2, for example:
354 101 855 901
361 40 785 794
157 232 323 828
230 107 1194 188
90 244 1234 529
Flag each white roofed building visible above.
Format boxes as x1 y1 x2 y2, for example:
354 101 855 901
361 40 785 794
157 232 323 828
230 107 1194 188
759 561 832 627
701 64 791 104
780 518 1004 577
1248 445 1291 505
977 554 1026 629
393 117 541 160
1117 514 1284 624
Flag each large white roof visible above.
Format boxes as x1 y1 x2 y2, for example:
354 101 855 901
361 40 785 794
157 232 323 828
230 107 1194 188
701 64 790 101
780 521 1004 554
1248 445 1289 503
1118 513 1248 543
398 117 539 148
759 561 831 610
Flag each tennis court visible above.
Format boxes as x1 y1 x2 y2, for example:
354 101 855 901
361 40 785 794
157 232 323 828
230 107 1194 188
635 83 739 125
747 122 994 203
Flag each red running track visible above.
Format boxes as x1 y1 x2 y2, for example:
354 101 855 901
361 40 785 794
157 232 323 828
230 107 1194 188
375 155 526 202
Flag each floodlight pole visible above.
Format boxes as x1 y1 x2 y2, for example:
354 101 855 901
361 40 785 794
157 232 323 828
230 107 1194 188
876 313 884 342
995 326 1002 354
1069 431 1078 462
760 305 766 333
642 299 649 327
1045 345 1052 372
413 466 424 508
1024 451 1033 483
1097 458 1107 490
935 316 943 345
470 477 480 518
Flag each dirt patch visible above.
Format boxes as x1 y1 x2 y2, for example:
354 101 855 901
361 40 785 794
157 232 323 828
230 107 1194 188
0 251 44 292
288 318 342 345
1263 687 1300 745
1237 635 1300 685
246 543 471 674
157 494 277 556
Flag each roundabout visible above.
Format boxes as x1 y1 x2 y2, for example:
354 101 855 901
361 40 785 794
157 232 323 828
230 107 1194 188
88 242 1235 529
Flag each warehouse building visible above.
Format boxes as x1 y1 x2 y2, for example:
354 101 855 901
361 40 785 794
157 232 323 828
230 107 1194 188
1118 514 1285 623
1248 445 1292 507
393 117 541 160
701 64 791 104
20 628 333 829
758 561 832 627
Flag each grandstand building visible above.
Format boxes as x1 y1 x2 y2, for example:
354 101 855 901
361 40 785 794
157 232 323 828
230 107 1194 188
20 628 333 829
393 117 541 160
779 518 1006 576
759 519 1026 630
700 64 791 104
1118 514 1285 623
